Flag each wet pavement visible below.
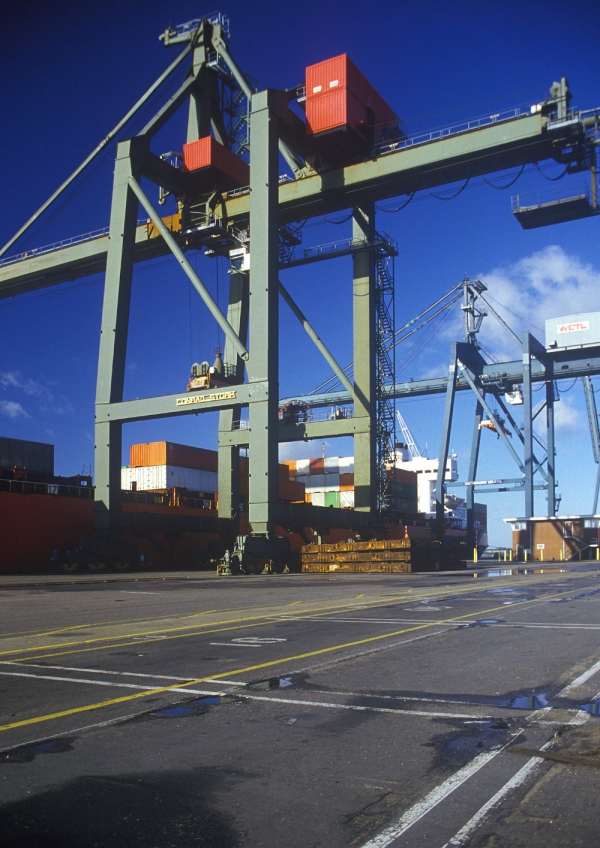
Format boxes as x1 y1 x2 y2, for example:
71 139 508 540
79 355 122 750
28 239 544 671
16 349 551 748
0 566 599 846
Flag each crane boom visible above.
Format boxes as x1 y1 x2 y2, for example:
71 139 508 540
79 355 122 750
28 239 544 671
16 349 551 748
396 410 423 459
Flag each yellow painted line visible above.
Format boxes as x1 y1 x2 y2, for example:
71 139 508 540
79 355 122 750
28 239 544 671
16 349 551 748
1 573 586 664
0 586 579 734
0 593 450 658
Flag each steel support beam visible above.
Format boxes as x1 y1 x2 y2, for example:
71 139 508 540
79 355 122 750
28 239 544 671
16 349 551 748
96 381 266 424
94 140 142 532
522 333 549 519
127 176 249 362
246 90 280 535
218 270 249 530
352 204 376 512
435 344 459 533
545 363 556 516
466 399 483 551
279 280 354 396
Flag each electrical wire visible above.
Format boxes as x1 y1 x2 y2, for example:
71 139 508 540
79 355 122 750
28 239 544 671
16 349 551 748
557 378 578 393
376 190 417 213
483 291 544 333
483 164 526 189
428 174 472 200
535 161 570 181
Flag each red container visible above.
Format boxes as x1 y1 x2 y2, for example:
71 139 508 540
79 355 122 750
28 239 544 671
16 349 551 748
309 457 325 474
306 88 369 137
305 54 397 135
182 136 250 187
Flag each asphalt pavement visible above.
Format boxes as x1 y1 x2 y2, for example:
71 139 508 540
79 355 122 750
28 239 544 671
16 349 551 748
0 566 599 847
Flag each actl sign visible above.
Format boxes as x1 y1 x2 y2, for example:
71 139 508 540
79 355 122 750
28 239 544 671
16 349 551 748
176 390 237 407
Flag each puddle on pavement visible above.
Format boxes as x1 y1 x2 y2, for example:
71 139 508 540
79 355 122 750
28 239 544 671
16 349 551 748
3 737 76 764
508 693 550 710
152 694 238 717
248 676 293 691
425 723 510 769
486 588 521 594
152 706 197 718
579 700 600 715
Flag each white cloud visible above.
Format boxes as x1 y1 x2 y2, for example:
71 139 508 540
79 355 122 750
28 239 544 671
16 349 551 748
0 370 45 397
478 246 600 360
553 395 583 435
0 400 30 419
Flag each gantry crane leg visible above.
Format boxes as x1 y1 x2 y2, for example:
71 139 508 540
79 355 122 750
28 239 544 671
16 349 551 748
94 139 143 531
352 204 377 513
246 90 281 536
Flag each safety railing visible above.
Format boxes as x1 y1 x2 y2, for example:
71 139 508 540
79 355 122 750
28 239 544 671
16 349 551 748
0 478 94 498
512 181 591 212
373 107 528 158
0 220 149 268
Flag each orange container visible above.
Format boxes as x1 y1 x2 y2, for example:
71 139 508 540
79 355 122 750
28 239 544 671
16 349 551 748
306 54 397 134
305 88 368 137
307 54 367 99
182 136 250 187
339 473 354 488
130 442 218 472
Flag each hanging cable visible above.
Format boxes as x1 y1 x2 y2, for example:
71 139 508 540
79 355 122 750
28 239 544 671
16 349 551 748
535 161 570 181
483 291 544 333
483 164 525 189
557 378 578 393
376 190 417 213
428 174 472 200
323 208 356 225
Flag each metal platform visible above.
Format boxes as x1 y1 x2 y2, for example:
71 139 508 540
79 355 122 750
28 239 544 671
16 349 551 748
512 190 597 229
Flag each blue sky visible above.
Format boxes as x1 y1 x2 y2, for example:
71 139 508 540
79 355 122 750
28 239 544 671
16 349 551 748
1 0 600 544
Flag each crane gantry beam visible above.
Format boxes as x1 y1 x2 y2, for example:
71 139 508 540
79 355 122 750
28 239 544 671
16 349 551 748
0 111 582 300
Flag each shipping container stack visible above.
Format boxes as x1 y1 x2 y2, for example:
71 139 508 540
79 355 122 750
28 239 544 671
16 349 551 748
122 442 304 505
282 456 419 516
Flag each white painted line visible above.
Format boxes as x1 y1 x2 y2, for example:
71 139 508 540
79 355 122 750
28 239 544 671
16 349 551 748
271 615 468 626
0 670 166 690
209 642 262 648
442 706 589 848
119 591 159 594
557 657 600 695
358 661 600 848
1 662 191 681
238 692 493 721
0 669 235 701
203 678 248 687
442 754 546 847
299 688 492 707
358 748 507 848
0 711 146 756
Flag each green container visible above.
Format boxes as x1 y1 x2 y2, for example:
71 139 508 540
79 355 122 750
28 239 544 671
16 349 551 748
325 491 340 508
